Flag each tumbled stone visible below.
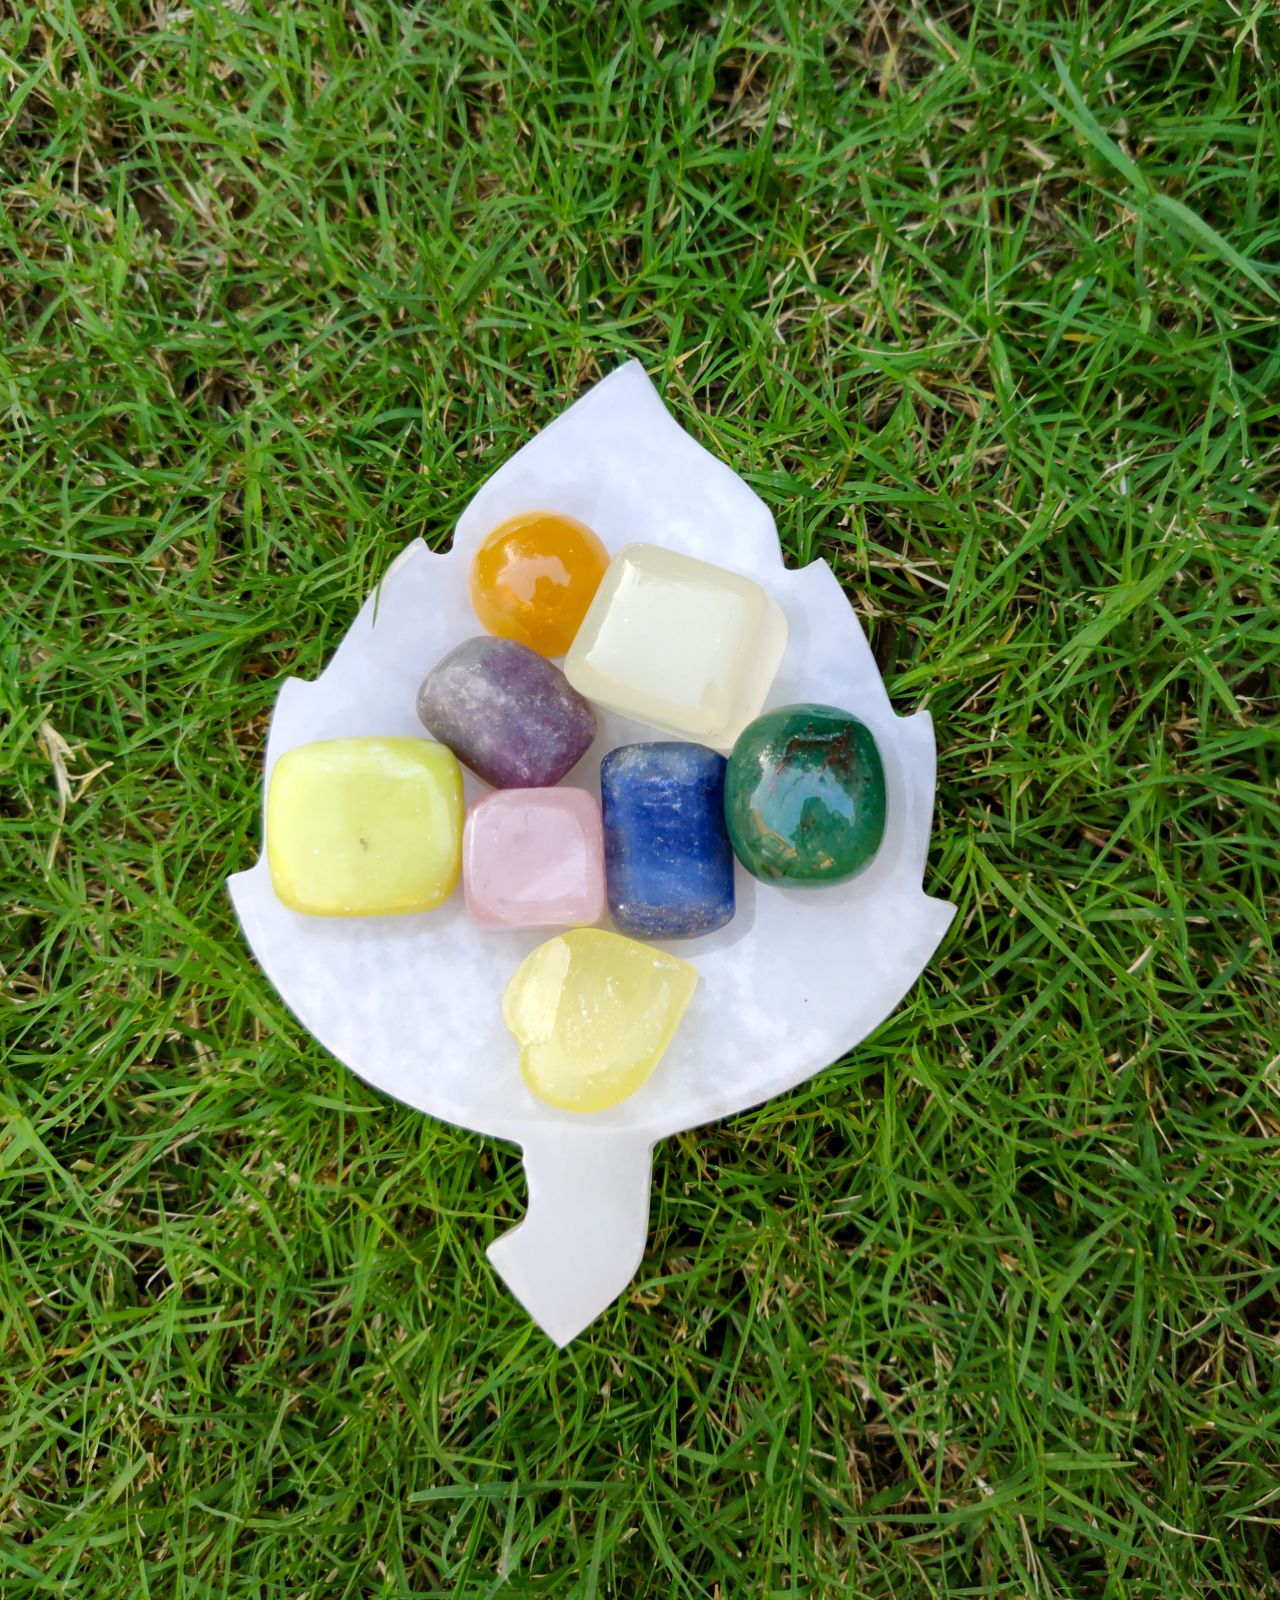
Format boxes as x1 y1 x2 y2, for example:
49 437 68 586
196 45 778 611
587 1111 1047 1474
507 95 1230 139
416 636 596 789
503 928 699 1113
724 703 887 885
563 543 788 749
600 742 734 938
266 736 462 916
469 510 610 657
463 787 605 930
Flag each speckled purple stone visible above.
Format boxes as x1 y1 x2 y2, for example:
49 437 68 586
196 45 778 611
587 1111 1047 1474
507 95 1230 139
416 637 597 789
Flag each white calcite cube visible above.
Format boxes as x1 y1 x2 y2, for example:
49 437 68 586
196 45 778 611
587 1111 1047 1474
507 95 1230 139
564 543 788 748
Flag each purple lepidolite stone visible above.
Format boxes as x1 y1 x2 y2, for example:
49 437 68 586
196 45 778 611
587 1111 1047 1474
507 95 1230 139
416 637 596 789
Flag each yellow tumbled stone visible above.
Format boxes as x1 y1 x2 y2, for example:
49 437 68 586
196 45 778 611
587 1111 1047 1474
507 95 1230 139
267 737 463 916
503 928 698 1113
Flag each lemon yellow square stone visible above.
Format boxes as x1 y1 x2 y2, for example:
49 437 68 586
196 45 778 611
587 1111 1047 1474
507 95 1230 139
267 737 463 916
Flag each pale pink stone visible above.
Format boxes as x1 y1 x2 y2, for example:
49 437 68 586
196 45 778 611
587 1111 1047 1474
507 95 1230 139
463 787 605 930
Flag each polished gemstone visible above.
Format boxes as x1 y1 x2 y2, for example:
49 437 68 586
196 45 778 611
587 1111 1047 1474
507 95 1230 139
563 543 788 750
464 787 605 929
416 636 596 789
469 511 609 657
266 736 463 916
725 703 887 885
503 928 699 1113
600 743 734 938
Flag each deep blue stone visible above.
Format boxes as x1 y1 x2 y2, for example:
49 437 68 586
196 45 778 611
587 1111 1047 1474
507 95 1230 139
600 743 736 939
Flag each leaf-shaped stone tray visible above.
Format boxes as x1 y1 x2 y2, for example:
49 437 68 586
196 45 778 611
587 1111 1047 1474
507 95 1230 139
229 361 955 1345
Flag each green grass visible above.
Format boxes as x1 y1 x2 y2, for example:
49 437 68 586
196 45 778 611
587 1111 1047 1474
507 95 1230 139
3 1 1279 1594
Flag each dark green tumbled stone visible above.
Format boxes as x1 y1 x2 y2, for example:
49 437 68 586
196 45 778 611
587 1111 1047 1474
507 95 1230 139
724 703 887 885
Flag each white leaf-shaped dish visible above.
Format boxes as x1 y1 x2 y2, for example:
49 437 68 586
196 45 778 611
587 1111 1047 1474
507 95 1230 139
229 361 955 1345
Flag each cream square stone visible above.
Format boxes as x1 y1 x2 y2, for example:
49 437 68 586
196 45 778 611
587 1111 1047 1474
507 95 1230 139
563 544 787 748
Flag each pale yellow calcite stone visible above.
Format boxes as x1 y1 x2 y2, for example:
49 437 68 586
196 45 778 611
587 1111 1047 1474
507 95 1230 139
564 543 788 750
503 928 699 1113
267 737 462 916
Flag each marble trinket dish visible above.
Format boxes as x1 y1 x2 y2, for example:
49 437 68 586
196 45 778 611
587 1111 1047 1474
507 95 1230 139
229 361 954 1347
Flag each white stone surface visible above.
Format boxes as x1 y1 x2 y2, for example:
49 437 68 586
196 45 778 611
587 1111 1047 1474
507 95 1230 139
228 361 955 1347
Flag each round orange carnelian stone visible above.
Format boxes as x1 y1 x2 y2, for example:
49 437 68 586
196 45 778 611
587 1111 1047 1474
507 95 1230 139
469 512 609 657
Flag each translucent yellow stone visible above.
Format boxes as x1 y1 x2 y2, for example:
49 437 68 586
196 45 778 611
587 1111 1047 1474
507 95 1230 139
503 929 699 1113
267 737 463 916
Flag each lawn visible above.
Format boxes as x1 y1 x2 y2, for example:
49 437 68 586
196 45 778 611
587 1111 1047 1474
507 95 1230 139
3 1 1279 1595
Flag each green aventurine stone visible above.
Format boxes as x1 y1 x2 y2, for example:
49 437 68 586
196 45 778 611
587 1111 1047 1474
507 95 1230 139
724 703 887 885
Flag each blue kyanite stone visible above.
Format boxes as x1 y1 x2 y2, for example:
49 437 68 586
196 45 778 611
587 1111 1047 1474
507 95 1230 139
600 742 736 939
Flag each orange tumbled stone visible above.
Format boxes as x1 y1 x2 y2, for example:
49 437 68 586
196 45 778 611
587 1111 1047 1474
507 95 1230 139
469 512 609 657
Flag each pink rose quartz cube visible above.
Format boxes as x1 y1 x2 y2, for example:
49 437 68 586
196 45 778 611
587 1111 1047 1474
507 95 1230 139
463 787 605 930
